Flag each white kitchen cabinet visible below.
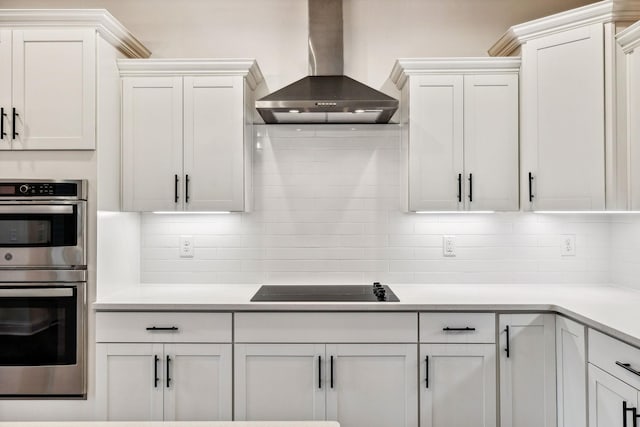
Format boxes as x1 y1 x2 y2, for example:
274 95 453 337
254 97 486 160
489 1 640 210
120 60 263 212
588 364 639 427
499 313 556 427
420 344 496 427
234 344 326 422
0 11 150 151
618 21 640 210
556 316 587 427
234 313 418 427
391 58 519 212
96 312 233 421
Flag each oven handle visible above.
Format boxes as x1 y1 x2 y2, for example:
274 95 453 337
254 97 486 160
0 288 74 297
0 205 74 214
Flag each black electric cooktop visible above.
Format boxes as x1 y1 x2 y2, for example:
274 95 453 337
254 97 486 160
250 284 399 302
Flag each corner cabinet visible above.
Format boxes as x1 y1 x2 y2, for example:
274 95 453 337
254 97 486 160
489 0 640 210
499 313 556 427
556 316 587 427
390 58 520 212
95 312 233 421
119 60 264 212
0 10 150 151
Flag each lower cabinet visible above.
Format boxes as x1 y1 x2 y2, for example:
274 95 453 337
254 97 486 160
234 343 418 427
499 313 556 427
588 364 639 427
96 343 232 421
556 316 587 427
420 344 496 427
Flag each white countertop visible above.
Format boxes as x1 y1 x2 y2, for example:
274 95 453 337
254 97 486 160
0 423 339 427
94 283 640 348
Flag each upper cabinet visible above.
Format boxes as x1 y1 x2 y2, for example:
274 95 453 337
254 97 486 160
119 60 264 212
489 0 640 211
0 10 150 151
618 21 640 210
391 58 520 212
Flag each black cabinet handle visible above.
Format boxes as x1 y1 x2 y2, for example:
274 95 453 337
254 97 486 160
616 361 640 378
425 355 429 389
528 172 534 202
166 355 172 388
457 173 462 203
12 108 18 140
0 107 6 140
623 401 639 427
146 326 179 331
330 355 334 389
505 325 510 358
443 327 476 332
185 174 190 203
174 174 179 203
318 356 322 389
468 173 473 202
154 355 159 388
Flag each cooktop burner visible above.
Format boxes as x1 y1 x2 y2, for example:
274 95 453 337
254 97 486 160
250 283 399 302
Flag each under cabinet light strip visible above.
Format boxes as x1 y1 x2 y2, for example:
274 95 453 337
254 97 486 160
414 211 495 214
152 211 231 215
534 211 640 214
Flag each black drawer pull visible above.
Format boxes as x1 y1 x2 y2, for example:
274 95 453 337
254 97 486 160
330 355 334 389
318 355 322 389
528 172 534 203
146 326 179 331
12 108 18 140
505 325 510 358
0 107 6 140
443 327 476 332
457 173 462 203
623 401 639 427
153 355 159 388
617 361 640 377
425 355 429 389
468 173 473 202
174 174 179 203
166 355 172 388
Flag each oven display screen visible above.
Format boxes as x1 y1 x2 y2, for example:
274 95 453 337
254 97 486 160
0 186 15 195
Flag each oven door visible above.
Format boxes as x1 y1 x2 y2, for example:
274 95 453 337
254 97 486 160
0 202 85 268
0 282 85 397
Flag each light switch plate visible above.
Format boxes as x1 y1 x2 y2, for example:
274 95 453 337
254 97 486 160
180 235 194 258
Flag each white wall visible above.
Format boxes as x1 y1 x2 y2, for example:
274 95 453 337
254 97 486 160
0 0 597 91
138 126 611 286
611 216 640 290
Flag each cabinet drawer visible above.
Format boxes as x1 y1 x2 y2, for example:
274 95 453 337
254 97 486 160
589 329 640 390
234 312 417 343
96 312 232 343
420 313 495 343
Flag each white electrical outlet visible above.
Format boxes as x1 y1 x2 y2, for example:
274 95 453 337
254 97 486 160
560 235 576 256
443 235 456 257
180 235 194 258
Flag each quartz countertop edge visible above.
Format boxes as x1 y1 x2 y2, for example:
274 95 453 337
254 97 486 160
93 284 640 349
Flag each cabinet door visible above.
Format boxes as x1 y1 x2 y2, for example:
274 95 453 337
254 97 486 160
521 24 605 210
95 343 164 421
464 74 519 211
12 29 95 150
628 48 640 210
0 30 10 151
163 343 232 421
326 344 418 427
183 76 244 211
588 364 639 427
420 344 496 427
408 75 464 211
122 76 183 212
499 313 556 427
234 344 326 421
556 316 587 427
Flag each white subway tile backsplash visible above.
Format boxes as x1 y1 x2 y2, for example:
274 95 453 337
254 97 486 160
140 125 615 285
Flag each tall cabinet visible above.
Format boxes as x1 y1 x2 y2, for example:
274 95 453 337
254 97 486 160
391 58 520 212
489 0 640 210
119 59 264 212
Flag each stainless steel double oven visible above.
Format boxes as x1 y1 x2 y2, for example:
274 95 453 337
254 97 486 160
0 180 87 397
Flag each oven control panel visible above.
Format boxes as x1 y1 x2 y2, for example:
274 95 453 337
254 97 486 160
0 181 84 199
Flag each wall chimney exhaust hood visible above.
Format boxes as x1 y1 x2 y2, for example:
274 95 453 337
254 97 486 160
255 0 398 124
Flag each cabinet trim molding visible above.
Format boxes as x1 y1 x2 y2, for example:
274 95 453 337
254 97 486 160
117 59 264 90
617 20 640 53
0 9 150 58
489 0 640 56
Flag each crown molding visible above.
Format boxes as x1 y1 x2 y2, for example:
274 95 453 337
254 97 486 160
390 57 521 89
0 9 150 58
617 19 640 53
117 59 265 89
488 0 640 56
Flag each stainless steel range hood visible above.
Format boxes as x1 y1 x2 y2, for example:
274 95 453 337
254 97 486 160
256 0 398 124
